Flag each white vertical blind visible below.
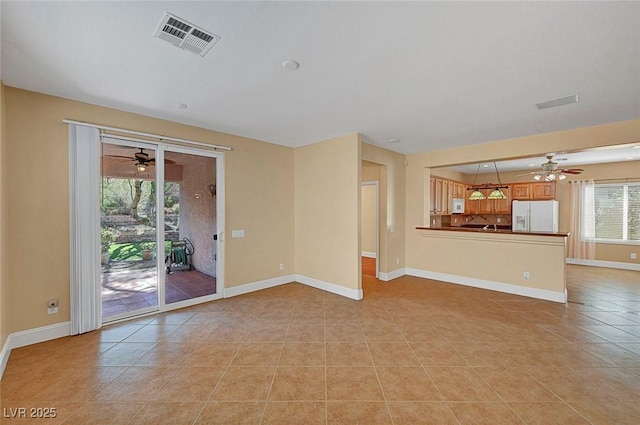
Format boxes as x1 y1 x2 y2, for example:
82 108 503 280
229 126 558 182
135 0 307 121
69 124 102 334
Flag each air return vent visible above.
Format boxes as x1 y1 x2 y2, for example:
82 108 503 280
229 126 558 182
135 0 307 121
153 12 220 57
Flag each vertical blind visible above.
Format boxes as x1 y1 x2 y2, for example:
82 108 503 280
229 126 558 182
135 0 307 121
593 183 640 241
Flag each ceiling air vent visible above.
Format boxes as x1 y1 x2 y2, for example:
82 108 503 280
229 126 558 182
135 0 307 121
153 12 220 57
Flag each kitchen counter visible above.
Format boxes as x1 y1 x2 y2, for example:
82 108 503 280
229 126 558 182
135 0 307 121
416 226 569 238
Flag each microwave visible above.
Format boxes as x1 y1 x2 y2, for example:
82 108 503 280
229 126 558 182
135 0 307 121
452 198 465 214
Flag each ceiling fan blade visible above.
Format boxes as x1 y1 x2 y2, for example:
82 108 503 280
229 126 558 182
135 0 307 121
103 155 134 161
560 168 584 174
147 158 177 165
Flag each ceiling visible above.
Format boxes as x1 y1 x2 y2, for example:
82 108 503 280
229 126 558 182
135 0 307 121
2 2 639 155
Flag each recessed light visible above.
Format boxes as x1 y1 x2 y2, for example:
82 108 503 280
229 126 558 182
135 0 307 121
633 145 640 149
177 103 188 109
536 94 579 110
626 156 635 160
481 164 489 168
388 138 400 144
282 60 300 70
527 163 536 167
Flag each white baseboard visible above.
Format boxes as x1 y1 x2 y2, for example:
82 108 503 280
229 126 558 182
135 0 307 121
295 274 363 300
379 268 406 281
405 268 567 303
361 251 377 259
566 258 640 271
1 321 72 381
223 274 295 298
10 321 71 349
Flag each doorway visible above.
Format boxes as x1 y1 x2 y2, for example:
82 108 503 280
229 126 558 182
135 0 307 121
361 181 379 278
100 139 222 322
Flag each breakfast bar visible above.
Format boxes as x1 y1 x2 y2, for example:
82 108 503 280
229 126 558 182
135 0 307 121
412 227 569 303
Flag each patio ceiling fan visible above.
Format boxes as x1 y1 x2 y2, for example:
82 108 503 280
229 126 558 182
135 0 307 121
517 155 584 181
104 148 175 172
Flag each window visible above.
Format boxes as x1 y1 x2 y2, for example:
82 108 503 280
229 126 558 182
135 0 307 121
592 182 640 243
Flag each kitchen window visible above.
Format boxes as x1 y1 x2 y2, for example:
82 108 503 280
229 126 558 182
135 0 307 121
589 182 640 244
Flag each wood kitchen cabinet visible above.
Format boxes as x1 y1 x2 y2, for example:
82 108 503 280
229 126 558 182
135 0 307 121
430 177 466 215
511 182 556 200
533 182 556 199
465 187 511 214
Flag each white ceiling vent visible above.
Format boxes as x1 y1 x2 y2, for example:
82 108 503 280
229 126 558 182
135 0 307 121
153 12 220 57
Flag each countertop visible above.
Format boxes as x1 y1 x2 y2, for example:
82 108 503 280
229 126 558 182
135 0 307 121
416 226 569 237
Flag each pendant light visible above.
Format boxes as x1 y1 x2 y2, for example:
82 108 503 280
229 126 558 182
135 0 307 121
487 162 507 200
468 164 486 200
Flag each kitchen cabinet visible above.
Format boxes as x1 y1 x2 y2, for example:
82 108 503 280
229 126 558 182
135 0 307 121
430 177 466 215
533 182 556 200
511 182 556 200
465 187 511 214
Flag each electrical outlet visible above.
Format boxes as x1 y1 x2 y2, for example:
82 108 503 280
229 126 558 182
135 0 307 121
523 271 530 280
631 253 637 260
396 257 400 265
496 217 502 223
279 263 285 271
48 306 58 314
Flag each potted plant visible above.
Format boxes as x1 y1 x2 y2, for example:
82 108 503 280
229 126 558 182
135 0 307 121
140 242 154 261
101 227 116 265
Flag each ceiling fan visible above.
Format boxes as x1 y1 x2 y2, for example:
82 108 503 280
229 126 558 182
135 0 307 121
518 155 584 181
104 148 175 172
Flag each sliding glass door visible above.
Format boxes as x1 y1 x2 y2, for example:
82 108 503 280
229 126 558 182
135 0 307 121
99 140 222 322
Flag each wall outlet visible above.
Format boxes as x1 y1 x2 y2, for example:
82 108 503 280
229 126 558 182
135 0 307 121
523 271 530 280
631 253 637 260
396 257 400 265
496 217 502 223
231 229 245 238
279 263 285 271
48 306 58 314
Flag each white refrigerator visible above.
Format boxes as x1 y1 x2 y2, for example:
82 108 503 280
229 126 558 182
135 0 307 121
512 200 559 232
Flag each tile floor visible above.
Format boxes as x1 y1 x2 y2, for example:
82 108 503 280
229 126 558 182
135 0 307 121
2 265 640 424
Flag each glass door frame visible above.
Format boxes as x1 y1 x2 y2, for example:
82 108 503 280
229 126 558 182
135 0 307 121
158 144 224 312
100 137 160 323
100 138 225 321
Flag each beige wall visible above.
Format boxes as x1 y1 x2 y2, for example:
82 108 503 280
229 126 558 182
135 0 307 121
361 184 377 254
4 87 295 334
414 230 566 297
295 134 360 291
407 119 640 274
0 82 7 349
361 143 406 273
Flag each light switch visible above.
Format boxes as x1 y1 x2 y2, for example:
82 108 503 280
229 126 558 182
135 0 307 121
231 229 245 238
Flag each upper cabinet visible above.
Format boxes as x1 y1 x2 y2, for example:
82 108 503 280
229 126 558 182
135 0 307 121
511 182 556 200
430 177 465 215
431 178 556 216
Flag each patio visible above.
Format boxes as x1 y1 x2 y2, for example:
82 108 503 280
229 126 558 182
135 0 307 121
102 260 216 319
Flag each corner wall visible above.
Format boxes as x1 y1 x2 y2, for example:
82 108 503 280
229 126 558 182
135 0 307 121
295 134 361 298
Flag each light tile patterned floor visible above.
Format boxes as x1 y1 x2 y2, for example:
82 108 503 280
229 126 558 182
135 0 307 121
2 265 640 424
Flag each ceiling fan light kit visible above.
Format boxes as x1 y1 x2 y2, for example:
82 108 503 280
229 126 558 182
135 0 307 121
518 155 584 181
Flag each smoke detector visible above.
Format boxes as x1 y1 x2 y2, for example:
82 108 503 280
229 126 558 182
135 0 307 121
153 12 220 57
